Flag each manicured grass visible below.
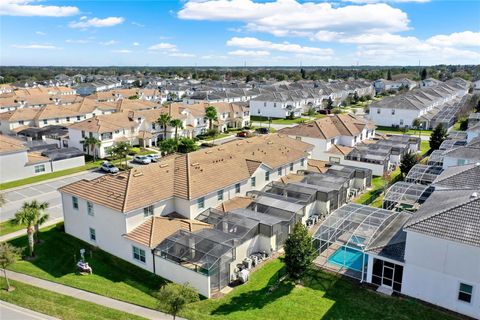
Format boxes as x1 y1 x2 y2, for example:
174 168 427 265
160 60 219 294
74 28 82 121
8 224 165 309
182 259 459 320
0 219 25 237
420 140 431 157
0 279 147 320
376 126 432 137
201 133 232 141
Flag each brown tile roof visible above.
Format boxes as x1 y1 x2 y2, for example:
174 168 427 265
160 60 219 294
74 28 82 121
280 173 304 184
328 144 354 156
27 152 49 164
0 108 40 121
59 134 313 212
307 159 329 173
124 216 211 248
116 99 159 112
278 114 375 139
216 196 253 212
0 134 27 154
67 111 137 133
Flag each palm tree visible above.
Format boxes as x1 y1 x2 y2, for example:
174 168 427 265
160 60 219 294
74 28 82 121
157 113 172 140
13 205 36 257
169 119 183 141
81 136 101 161
205 106 218 130
30 200 49 243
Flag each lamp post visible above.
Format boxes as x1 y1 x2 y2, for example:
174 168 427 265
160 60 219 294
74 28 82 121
124 146 128 169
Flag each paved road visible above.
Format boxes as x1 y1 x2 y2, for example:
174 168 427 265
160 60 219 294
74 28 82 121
0 301 58 320
0 171 104 223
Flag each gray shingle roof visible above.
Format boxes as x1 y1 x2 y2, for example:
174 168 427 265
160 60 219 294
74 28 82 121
433 163 480 190
404 189 480 247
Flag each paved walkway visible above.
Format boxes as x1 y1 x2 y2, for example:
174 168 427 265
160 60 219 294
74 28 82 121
6 270 176 320
0 300 59 320
0 217 63 242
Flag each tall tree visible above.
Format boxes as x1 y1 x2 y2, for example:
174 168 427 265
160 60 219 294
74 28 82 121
400 152 419 178
177 138 199 153
156 283 199 320
27 200 49 243
157 113 172 140
429 124 448 151
109 142 132 169
284 222 316 280
421 68 428 80
300 68 307 79
204 106 218 130
412 118 422 138
0 242 21 291
169 119 183 141
159 138 178 155
387 69 392 80
81 136 101 161
13 204 37 257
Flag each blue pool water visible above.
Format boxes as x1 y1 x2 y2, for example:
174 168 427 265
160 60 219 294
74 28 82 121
328 247 365 271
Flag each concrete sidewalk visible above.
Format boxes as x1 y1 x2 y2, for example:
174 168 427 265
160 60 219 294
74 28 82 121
6 270 177 320
0 300 59 320
0 218 63 243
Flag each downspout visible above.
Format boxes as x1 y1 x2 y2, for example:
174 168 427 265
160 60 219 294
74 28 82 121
151 249 156 274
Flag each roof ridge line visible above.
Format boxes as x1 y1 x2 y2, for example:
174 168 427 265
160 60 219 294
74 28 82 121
149 216 155 248
121 170 133 213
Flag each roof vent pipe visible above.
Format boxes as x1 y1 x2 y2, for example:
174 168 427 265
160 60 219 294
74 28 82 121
471 192 478 200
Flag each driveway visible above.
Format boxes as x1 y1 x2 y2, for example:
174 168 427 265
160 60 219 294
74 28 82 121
0 171 104 222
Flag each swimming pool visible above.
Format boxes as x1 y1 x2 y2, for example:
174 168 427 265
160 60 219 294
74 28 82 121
328 247 366 271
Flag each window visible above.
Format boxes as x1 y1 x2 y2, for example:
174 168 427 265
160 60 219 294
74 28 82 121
114 130 120 134
251 177 256 187
89 228 96 241
19 120 24 125
87 201 94 216
329 156 341 163
458 283 473 303
55 118 59 123
331 138 335 145
400 119 404 126
143 205 154 218
391 109 395 115
217 190 224 201
43 119 48 125
133 246 146 263
235 183 241 194
34 164 45 173
72 196 79 209
377 109 381 114
457 159 466 166
265 171 270 181
273 103 277 108
66 117 70 122
263 102 267 107
289 163 294 171
81 130 85 138
277 167 282 176
77 116 81 121
197 197 205 209
301 158 305 167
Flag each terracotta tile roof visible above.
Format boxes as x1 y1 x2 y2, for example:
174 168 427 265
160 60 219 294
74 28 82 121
59 134 313 212
307 159 329 173
280 173 304 184
67 111 137 133
0 108 40 121
216 196 253 213
278 114 375 140
328 144 354 156
124 216 211 248
0 134 27 154
27 152 49 164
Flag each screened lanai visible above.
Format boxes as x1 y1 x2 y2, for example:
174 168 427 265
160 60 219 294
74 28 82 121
427 150 445 166
439 139 467 151
155 228 236 292
383 182 434 211
447 131 468 140
259 182 316 204
405 164 444 185
313 204 399 280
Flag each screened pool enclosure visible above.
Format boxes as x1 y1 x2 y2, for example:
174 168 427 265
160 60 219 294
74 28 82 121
313 204 399 280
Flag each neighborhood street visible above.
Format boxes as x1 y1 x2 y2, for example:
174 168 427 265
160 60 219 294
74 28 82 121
1 171 104 223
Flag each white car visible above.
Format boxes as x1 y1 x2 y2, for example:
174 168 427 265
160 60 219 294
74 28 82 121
133 155 151 164
100 162 119 173
146 154 161 162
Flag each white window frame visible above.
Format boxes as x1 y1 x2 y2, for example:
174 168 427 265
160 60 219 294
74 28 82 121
143 205 154 218
458 282 473 304
72 196 79 210
132 246 146 263
251 177 256 187
197 197 205 209
87 201 94 216
34 164 46 174
235 183 241 194
217 190 224 201
265 171 270 182
89 227 96 242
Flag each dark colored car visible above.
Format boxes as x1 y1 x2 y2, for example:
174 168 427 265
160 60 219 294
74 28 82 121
255 127 269 134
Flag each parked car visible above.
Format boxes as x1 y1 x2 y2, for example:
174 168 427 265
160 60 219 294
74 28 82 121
146 154 161 162
236 131 251 138
133 155 151 164
100 162 119 173
255 127 269 134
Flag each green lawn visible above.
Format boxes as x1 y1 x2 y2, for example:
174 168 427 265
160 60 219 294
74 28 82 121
0 279 147 320
376 126 432 137
201 133 232 141
8 224 165 309
354 168 401 206
420 140 431 157
0 219 25 237
182 259 459 320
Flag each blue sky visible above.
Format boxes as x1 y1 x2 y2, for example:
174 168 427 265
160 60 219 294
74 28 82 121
1 0 479 66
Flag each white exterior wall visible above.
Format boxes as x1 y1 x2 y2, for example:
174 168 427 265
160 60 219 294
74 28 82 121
369 107 421 127
249 100 302 119
443 156 479 169
51 156 85 171
0 151 52 182
403 231 480 319
154 256 211 298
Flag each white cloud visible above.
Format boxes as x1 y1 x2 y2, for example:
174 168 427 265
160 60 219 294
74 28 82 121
133 42 140 46
35 31 46 36
69 17 124 29
229 50 270 57
148 42 177 51
426 31 480 47
131 22 145 27
99 40 118 46
178 0 410 36
227 37 333 55
11 44 61 50
0 0 79 17
344 0 430 3
66 39 91 44
112 49 132 54
200 55 228 59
